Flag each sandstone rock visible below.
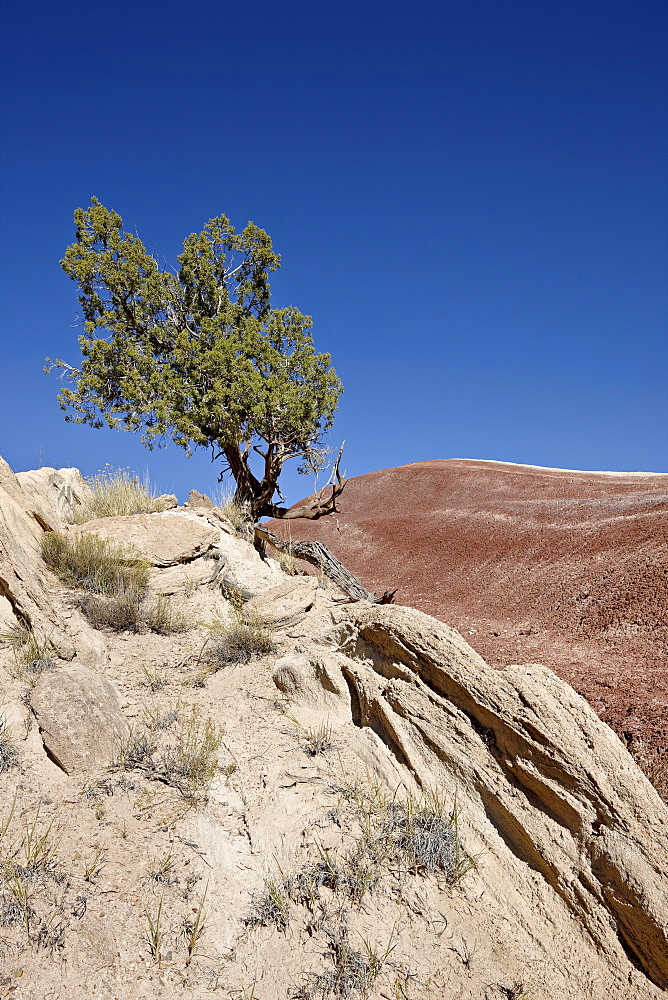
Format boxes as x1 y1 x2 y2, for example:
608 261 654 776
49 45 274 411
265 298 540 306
155 493 178 509
185 489 214 508
73 512 219 566
272 651 351 721
246 578 318 626
150 554 224 595
16 466 92 529
215 529 284 597
30 665 129 774
0 457 76 655
301 602 668 991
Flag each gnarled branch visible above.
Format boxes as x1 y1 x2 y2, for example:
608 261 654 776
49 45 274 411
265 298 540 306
254 524 396 605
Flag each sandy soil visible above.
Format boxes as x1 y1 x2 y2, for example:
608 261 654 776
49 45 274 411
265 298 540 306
268 459 668 767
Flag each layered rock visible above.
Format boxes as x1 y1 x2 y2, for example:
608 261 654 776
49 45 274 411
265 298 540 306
276 603 668 991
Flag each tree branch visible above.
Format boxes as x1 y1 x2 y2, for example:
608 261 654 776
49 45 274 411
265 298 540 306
254 524 395 604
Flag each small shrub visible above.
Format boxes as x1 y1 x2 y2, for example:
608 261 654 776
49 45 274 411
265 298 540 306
142 595 190 635
141 665 168 692
293 722 335 758
114 730 157 771
41 531 149 595
0 622 57 681
245 877 291 931
73 465 169 522
160 707 223 798
207 601 277 667
147 852 176 887
296 923 394 999
80 585 145 631
82 589 191 635
0 719 18 772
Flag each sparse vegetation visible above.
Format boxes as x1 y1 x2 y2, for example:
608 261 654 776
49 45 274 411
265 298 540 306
340 781 477 883
145 898 164 963
147 852 176 887
214 488 252 531
207 599 277 667
0 621 57 682
73 465 169 522
183 882 208 965
41 530 149 595
113 706 223 802
160 706 224 798
246 877 292 932
41 531 191 634
83 848 107 883
0 719 19 772
142 594 190 635
291 720 336 758
295 921 396 1000
141 665 168 693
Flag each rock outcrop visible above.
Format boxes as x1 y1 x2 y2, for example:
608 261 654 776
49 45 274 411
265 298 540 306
282 603 668 990
0 455 667 1000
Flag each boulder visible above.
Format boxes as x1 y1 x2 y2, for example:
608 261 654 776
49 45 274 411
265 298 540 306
185 489 214 509
155 493 178 509
31 665 129 774
273 651 351 722
0 458 76 654
16 466 92 529
73 512 219 566
246 577 318 626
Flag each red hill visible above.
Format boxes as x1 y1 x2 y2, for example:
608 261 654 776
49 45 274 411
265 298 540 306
268 459 668 763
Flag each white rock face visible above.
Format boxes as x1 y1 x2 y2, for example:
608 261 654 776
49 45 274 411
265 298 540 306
16 466 92 529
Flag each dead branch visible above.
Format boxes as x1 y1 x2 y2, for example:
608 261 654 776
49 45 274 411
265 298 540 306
254 524 396 604
265 445 347 521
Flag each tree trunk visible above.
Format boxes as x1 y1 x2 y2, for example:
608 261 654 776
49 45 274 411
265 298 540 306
254 524 396 604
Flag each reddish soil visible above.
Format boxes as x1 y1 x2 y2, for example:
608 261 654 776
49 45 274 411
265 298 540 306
269 459 668 767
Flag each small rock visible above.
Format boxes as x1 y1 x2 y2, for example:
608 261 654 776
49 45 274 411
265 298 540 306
185 489 214 509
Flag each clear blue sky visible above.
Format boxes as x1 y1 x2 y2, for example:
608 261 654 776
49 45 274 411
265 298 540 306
1 0 666 503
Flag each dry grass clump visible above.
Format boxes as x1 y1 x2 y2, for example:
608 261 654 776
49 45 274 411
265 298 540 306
73 465 169 522
114 706 223 802
0 799 69 952
246 782 474 952
0 621 57 683
0 720 19 773
245 878 292 932
42 531 149 595
343 783 475 883
212 486 252 531
295 922 394 1000
82 589 190 635
42 532 189 634
207 599 277 667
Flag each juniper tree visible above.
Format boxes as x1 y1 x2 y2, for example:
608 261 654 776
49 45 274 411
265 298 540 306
49 199 344 521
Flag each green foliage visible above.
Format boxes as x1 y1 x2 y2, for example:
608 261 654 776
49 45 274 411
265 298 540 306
51 199 343 520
